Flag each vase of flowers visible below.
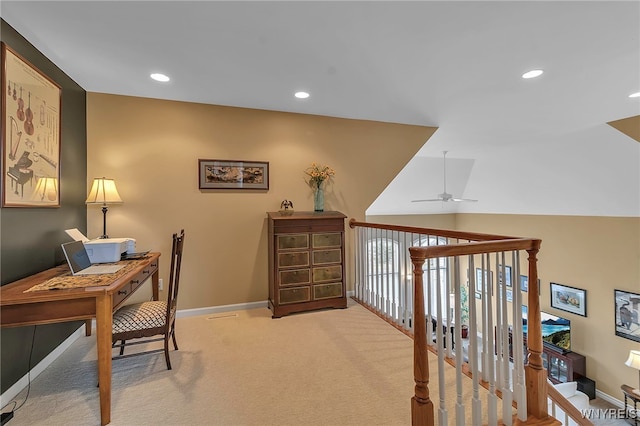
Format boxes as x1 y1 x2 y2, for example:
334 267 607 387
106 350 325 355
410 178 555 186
304 162 335 212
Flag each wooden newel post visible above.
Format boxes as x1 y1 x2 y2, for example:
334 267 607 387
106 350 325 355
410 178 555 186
409 248 435 426
524 243 548 419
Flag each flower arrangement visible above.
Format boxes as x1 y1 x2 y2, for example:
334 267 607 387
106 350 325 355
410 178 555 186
304 162 335 189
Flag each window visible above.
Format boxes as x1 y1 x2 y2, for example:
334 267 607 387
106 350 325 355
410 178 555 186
366 237 401 304
413 236 449 320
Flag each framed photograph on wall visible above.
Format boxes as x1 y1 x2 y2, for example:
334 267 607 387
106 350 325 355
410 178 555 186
499 264 512 287
520 275 542 295
198 159 269 190
506 289 513 302
1 42 61 207
615 289 640 343
550 282 587 317
475 268 493 298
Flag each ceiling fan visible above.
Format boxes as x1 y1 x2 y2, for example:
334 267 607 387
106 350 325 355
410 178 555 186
412 151 478 203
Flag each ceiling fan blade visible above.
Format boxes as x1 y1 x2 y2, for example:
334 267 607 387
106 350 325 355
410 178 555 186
411 198 446 202
450 198 478 202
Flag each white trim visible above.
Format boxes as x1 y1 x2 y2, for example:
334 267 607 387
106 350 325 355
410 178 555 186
1 326 84 409
595 389 624 408
176 300 267 318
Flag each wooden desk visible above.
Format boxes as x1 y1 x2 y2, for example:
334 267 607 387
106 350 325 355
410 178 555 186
0 253 160 425
622 384 640 425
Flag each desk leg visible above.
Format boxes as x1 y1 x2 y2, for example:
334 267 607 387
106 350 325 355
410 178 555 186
96 294 113 426
85 319 92 336
152 269 159 301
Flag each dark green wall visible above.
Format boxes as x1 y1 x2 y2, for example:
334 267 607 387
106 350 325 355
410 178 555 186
1 20 87 395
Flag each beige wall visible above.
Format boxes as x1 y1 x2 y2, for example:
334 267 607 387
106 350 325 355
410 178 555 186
86 93 436 309
372 213 640 399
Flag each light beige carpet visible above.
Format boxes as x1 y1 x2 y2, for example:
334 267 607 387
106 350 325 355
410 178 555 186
7 299 505 425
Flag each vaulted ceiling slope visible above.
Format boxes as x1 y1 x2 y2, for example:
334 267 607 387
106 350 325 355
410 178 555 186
2 1 638 217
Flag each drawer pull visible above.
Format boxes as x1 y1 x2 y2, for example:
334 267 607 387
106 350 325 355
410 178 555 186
130 279 139 284
151 263 157 267
118 289 128 295
142 270 150 274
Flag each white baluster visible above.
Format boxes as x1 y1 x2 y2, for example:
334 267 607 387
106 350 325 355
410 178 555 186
435 256 448 425
454 256 465 425
512 251 527 421
486 253 498 425
499 252 513 426
469 255 483 425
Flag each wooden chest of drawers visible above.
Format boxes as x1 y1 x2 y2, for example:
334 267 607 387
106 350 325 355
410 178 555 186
267 211 347 318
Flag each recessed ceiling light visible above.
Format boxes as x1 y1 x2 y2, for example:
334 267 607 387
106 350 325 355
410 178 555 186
629 92 640 98
522 69 544 79
294 91 310 99
150 73 170 82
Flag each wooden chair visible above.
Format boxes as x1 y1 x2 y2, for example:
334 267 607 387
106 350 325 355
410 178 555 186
111 229 185 370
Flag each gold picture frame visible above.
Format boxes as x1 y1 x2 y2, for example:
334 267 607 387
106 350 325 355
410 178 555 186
1 42 61 207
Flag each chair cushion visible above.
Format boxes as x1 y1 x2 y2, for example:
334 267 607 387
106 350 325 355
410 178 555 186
112 301 167 334
554 381 578 398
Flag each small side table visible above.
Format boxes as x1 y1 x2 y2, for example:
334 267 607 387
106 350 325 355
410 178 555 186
577 376 596 400
621 384 640 425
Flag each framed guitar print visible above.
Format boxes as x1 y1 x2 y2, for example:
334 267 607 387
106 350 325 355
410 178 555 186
1 42 61 207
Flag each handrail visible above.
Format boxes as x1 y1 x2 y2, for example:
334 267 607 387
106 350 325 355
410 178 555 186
408 238 541 258
547 384 594 426
349 218 526 242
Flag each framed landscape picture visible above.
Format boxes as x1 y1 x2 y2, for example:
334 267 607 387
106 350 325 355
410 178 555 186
198 159 269 190
615 289 640 343
550 282 586 317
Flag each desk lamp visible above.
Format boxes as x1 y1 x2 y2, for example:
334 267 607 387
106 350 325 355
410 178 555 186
85 177 122 239
625 350 640 392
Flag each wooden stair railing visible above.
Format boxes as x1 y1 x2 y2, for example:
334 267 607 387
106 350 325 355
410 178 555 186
409 238 544 425
349 219 553 425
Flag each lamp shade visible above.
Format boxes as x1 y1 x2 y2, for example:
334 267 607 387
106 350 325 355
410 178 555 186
625 350 640 370
85 178 123 205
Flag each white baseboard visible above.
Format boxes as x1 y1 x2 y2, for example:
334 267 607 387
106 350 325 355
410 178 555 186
176 300 267 318
1 325 85 409
595 389 624 408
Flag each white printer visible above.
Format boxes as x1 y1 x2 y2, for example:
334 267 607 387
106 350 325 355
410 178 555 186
65 229 136 263
84 238 136 263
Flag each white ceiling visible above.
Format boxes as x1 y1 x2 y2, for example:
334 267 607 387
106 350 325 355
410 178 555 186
2 1 639 217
